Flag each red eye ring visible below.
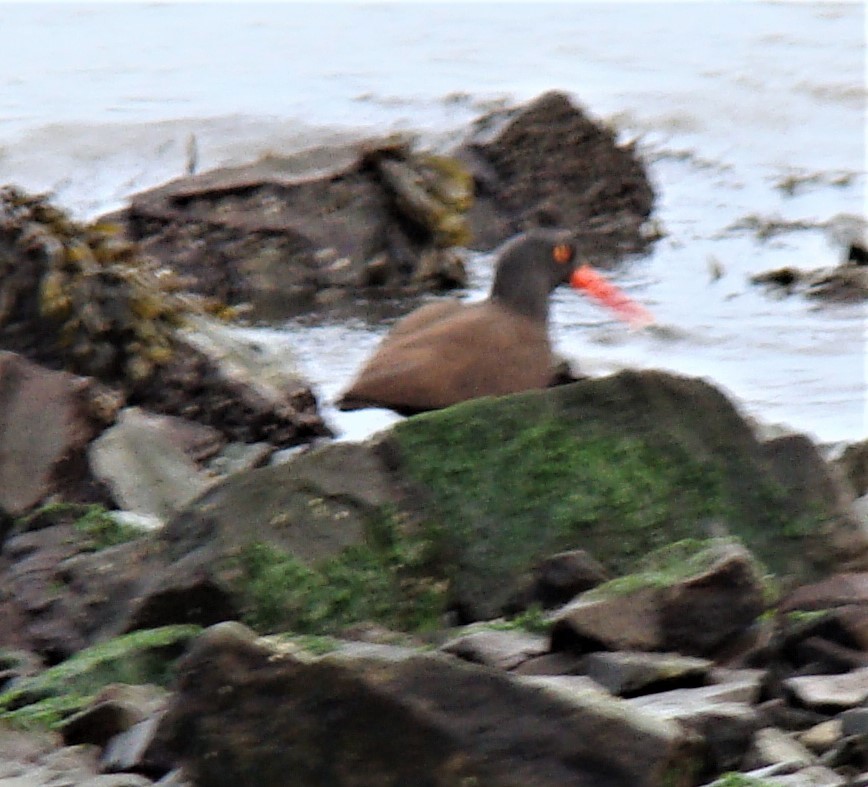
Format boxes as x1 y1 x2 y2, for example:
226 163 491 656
553 243 573 264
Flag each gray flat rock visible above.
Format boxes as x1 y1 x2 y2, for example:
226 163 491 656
785 666 868 710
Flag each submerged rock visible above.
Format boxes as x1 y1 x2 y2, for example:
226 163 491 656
751 249 868 302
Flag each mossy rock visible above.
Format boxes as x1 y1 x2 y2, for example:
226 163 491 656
580 537 772 602
157 443 450 636
388 370 855 620
0 625 200 730
14 503 144 550
152 371 858 635
221 522 446 636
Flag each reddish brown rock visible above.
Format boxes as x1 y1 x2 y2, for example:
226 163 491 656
154 623 701 787
0 351 119 516
551 541 767 657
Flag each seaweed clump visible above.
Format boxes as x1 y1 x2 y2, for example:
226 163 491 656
0 185 232 384
0 186 329 446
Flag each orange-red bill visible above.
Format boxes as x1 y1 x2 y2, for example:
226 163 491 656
570 264 655 328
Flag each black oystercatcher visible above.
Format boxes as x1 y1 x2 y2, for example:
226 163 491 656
337 229 652 415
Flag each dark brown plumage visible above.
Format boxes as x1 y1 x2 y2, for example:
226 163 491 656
336 229 583 415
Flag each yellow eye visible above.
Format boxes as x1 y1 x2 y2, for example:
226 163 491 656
553 243 574 264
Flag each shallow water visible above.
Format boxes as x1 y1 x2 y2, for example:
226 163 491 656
1 2 864 443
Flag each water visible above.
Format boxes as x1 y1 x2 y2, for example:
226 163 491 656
1 2 865 444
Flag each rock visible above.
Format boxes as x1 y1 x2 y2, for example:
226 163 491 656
153 771 191 786
153 622 701 787
388 369 866 622
756 699 830 734
0 352 118 516
707 668 767 704
0 650 43 704
744 727 818 771
751 259 868 302
106 511 164 535
781 573 868 615
111 139 470 320
0 743 104 786
439 628 549 670
575 651 712 696
60 684 167 749
101 715 167 775
145 441 411 634
628 685 762 775
732 765 848 786
0 512 156 657
204 441 273 477
0 188 329 450
785 667 868 711
130 314 331 447
122 562 238 633
551 540 767 657
798 720 844 754
835 439 868 499
510 549 610 610
455 91 656 257
510 651 591 677
77 776 156 787
89 408 216 521
841 707 868 737
761 435 864 568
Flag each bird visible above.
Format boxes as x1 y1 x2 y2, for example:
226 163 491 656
336 229 651 415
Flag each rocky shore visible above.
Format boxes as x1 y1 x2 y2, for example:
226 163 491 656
1 92 867 787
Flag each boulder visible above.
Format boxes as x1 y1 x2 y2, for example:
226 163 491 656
454 91 656 256
509 549 610 611
89 407 216 521
574 651 712 697
784 667 868 711
109 139 470 320
387 369 866 621
777 574 868 670
0 506 210 658
835 439 868 499
0 187 330 449
743 727 818 771
60 684 167 749
628 685 762 776
145 441 413 635
439 628 549 671
153 622 701 787
550 540 767 657
0 352 119 516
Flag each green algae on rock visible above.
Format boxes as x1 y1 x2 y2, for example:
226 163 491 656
154 443 451 636
220 510 448 636
0 625 200 730
14 503 144 550
389 370 858 620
